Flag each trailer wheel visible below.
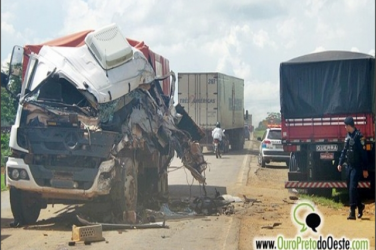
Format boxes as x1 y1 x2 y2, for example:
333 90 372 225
238 131 244 150
10 187 41 225
231 129 244 151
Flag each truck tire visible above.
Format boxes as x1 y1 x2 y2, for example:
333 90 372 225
224 140 230 153
111 157 138 224
10 187 41 225
231 129 244 151
122 157 138 223
10 187 24 225
288 153 298 172
289 152 307 172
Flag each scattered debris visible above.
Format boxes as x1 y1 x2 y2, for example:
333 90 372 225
289 196 299 200
76 215 167 230
148 203 197 220
189 196 232 215
261 222 282 229
222 205 235 215
288 188 299 194
219 194 243 203
282 198 297 204
71 224 105 243
243 195 262 205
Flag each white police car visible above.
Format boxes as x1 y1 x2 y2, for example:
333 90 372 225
257 125 290 167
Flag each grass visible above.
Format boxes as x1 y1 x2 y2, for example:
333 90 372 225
299 192 345 210
253 130 265 140
1 173 7 191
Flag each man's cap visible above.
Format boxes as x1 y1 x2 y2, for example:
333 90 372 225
344 116 355 127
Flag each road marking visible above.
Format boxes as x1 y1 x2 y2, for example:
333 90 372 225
223 140 252 250
236 141 252 186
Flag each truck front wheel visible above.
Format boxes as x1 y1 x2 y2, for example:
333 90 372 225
10 187 41 226
111 157 138 224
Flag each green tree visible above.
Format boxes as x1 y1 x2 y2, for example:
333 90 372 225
265 112 281 125
1 62 21 125
256 112 282 130
1 63 22 167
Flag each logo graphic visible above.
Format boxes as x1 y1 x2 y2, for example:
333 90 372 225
292 201 322 233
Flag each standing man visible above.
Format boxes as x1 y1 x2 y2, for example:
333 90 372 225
337 116 369 220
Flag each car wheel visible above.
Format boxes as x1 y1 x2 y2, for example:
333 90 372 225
261 158 266 168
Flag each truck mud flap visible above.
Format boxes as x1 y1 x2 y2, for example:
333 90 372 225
288 172 307 181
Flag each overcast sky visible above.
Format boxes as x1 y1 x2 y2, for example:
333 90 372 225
1 0 375 126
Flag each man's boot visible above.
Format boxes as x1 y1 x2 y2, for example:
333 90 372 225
357 204 365 219
347 208 356 220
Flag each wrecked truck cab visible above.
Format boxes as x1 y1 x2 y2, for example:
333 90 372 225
6 23 207 226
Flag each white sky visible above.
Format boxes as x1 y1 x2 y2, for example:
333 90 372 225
1 0 375 126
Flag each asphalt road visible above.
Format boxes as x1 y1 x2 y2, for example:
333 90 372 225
1 140 255 250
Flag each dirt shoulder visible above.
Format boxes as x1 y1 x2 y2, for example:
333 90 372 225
233 155 375 250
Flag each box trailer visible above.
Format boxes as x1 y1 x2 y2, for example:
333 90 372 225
178 72 246 150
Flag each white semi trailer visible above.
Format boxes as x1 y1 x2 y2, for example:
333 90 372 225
177 72 246 151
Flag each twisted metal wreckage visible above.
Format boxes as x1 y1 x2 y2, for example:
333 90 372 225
9 25 208 225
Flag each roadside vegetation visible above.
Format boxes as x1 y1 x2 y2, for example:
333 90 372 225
300 193 344 210
1 173 6 191
253 129 264 140
253 111 281 140
1 65 20 191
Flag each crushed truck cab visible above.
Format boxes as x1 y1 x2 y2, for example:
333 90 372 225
4 24 207 226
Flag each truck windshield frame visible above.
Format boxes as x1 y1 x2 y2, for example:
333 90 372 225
22 56 38 98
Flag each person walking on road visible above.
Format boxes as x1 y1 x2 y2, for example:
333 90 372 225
337 116 369 220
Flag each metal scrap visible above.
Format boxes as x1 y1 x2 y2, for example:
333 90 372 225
261 222 282 229
76 215 167 230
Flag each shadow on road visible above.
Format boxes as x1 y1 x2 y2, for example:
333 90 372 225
168 185 228 199
222 148 258 156
1 218 14 228
263 164 288 169
9 185 230 232
1 234 10 241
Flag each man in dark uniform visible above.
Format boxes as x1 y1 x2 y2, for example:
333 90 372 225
337 116 369 220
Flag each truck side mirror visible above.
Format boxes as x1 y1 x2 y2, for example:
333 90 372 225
4 45 23 100
245 110 249 120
